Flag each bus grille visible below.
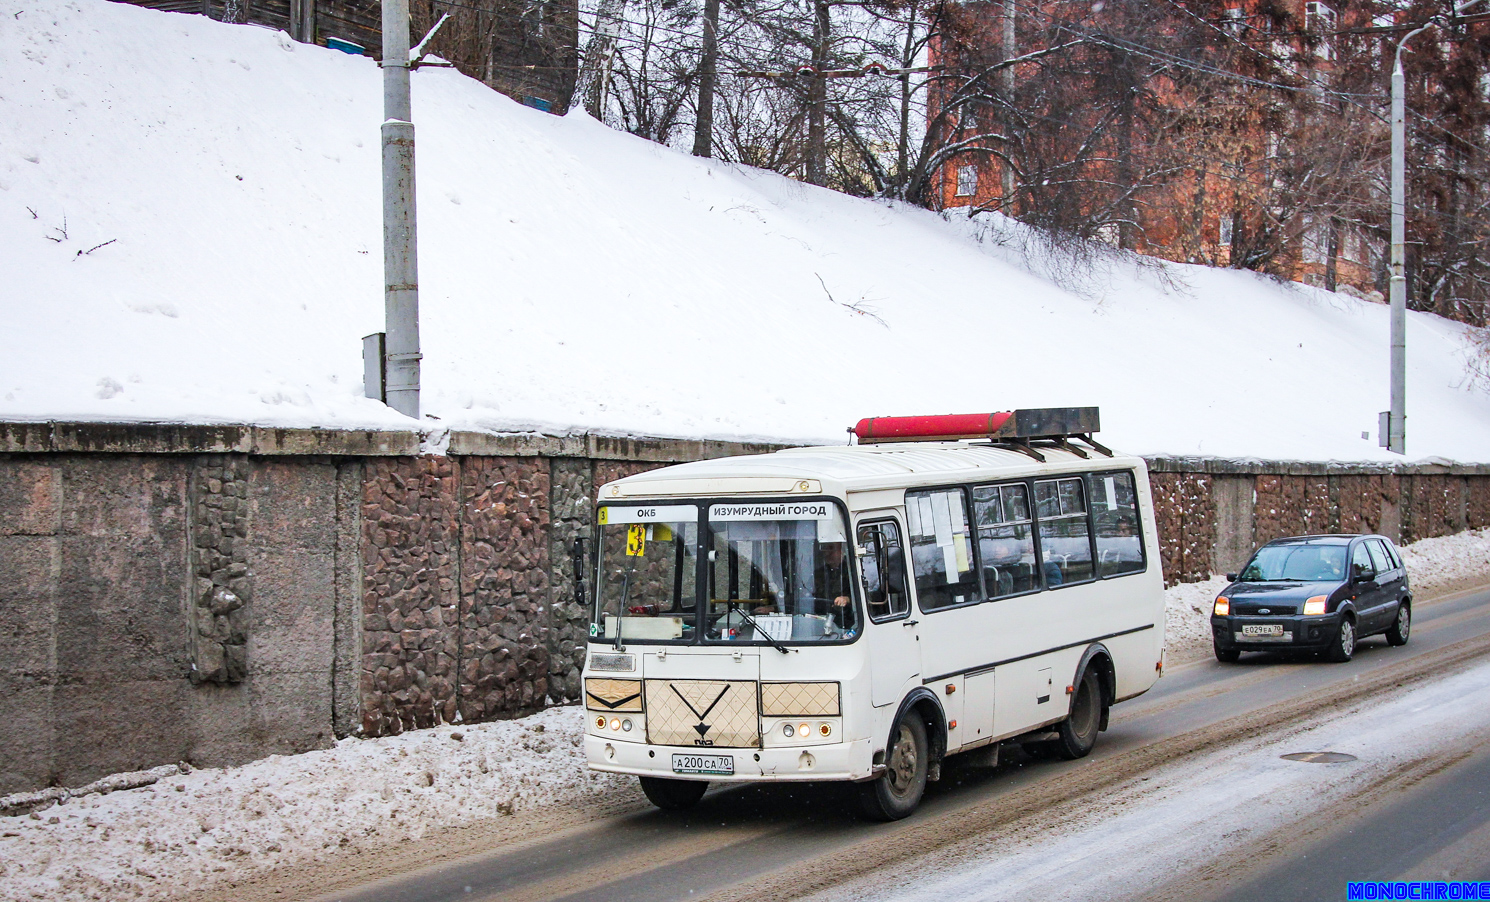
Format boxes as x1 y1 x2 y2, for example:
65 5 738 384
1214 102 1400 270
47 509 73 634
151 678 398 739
644 680 760 749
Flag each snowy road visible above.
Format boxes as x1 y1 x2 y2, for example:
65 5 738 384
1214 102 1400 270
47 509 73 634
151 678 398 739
287 584 1490 902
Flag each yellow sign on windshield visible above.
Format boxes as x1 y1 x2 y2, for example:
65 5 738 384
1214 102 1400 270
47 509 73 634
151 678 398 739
626 524 646 557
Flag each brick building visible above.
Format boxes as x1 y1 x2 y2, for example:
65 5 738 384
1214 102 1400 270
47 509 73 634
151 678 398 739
929 0 1388 297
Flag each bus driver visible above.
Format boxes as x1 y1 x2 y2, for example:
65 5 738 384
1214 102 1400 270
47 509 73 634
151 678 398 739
753 541 852 623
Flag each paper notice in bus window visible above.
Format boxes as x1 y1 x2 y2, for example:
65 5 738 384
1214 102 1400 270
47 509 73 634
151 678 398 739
626 524 646 556
931 492 954 548
917 495 936 538
1104 476 1118 510
955 535 970 572
942 546 959 581
752 615 793 642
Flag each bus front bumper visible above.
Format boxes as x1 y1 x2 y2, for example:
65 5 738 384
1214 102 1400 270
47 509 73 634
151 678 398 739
585 735 876 782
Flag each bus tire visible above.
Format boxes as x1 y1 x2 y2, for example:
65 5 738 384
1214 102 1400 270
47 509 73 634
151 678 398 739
1054 667 1104 760
638 776 708 810
858 715 928 821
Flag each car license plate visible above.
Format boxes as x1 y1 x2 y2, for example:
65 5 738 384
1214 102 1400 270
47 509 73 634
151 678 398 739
1242 624 1284 637
671 754 734 776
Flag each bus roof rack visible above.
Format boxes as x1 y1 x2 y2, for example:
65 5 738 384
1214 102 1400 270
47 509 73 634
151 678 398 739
850 408 1110 462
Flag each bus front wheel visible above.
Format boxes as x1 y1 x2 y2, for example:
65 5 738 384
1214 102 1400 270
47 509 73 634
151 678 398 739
858 715 929 821
639 776 708 810
1054 668 1105 760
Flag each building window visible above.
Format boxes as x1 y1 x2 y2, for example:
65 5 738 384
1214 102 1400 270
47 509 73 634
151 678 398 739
955 165 978 198
1306 2 1336 60
1223 7 1245 36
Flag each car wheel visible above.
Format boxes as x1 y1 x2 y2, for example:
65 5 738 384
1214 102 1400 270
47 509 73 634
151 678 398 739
858 715 929 821
1325 617 1356 663
1385 603 1411 646
1214 641 1240 663
1054 668 1105 760
639 776 708 810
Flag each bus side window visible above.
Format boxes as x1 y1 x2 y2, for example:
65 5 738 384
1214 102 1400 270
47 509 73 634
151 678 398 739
1034 478 1094 587
857 521 909 621
1088 471 1147 578
905 488 980 610
971 482 1037 598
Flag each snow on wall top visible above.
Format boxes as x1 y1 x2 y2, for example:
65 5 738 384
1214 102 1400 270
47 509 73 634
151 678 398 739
2 0 1489 463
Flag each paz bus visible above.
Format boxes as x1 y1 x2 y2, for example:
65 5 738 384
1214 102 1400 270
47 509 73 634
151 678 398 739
581 408 1165 819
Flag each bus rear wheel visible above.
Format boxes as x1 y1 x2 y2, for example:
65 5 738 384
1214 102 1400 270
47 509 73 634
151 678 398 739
858 715 929 821
1054 668 1105 760
639 776 708 810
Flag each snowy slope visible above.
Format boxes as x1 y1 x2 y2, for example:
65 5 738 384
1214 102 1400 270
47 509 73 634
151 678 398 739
3 0 1489 461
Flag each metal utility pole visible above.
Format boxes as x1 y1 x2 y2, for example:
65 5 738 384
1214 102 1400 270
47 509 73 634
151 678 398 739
1384 0 1484 454
381 0 421 419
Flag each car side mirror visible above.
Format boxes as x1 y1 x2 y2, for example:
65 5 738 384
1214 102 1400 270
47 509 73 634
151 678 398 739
1225 573 1238 583
1351 563 1373 581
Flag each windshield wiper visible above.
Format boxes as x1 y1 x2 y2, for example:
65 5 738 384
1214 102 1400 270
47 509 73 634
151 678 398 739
731 605 792 655
613 564 635 652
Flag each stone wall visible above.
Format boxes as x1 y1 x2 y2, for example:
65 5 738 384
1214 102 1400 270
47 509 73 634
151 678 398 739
0 443 372 795
1149 460 1490 585
3 421 1490 794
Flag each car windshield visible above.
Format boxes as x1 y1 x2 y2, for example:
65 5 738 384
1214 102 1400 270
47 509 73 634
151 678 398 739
1240 544 1348 582
591 500 860 645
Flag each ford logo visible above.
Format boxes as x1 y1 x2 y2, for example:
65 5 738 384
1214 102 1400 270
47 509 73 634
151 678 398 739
1258 608 1271 615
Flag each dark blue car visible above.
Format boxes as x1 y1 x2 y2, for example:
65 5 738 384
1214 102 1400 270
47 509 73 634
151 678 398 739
1211 534 1411 663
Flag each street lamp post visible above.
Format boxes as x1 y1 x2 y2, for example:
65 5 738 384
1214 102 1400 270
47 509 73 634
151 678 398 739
1385 0 1486 455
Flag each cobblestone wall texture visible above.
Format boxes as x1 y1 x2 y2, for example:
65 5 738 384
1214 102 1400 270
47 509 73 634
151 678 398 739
360 457 461 736
188 456 251 684
546 458 594 704
1150 472 1215 585
458 456 551 723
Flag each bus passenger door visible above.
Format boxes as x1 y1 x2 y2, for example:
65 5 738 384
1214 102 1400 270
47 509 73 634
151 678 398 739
857 517 920 707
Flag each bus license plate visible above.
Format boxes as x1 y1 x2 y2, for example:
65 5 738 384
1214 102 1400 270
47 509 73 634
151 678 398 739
1242 624 1284 637
671 754 734 776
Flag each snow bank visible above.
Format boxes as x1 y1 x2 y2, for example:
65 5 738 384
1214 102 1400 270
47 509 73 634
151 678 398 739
1164 528 1490 661
3 0 1489 461
0 707 631 902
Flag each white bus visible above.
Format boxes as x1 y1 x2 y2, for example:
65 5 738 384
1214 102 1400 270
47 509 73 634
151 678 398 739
582 408 1165 819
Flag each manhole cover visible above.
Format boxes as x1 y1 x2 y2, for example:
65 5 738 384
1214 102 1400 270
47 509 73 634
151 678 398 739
1281 751 1357 764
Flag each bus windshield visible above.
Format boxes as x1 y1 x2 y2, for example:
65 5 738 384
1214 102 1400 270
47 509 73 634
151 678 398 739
704 502 859 644
593 504 700 643
591 501 860 645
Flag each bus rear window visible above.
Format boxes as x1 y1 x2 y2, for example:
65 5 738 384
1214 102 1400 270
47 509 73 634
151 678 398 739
1089 471 1145 577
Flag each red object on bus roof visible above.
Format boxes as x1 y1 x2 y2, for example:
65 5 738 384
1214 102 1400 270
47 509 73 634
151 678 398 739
853 412 1015 442
852 408 1101 444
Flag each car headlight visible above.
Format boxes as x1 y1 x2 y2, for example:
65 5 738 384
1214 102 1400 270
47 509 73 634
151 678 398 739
1214 597 1230 616
1303 596 1328 616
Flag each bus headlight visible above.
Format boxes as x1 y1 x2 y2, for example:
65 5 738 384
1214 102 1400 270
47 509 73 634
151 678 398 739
610 718 621 731
797 723 811 739
782 722 795 738
819 723 832 738
595 715 606 730
621 719 633 732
